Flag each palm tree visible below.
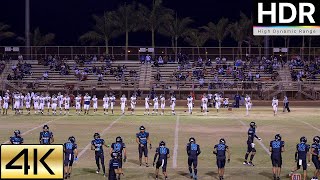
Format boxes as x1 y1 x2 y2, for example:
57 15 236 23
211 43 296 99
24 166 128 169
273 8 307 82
29 28 55 58
184 29 209 57
138 0 173 55
228 21 247 57
113 2 141 60
31 28 55 46
158 14 193 57
201 18 229 58
0 22 15 43
79 12 120 55
252 36 264 59
240 13 254 55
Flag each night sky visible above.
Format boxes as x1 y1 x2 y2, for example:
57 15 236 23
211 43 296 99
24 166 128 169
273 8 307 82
1 0 256 46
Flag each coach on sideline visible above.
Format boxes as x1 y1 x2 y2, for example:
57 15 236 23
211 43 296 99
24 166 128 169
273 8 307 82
283 96 290 113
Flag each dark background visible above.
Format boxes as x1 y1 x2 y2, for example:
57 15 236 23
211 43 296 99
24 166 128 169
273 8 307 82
0 0 253 46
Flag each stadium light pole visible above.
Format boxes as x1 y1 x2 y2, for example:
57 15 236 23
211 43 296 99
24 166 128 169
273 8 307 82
25 0 30 59
264 35 269 58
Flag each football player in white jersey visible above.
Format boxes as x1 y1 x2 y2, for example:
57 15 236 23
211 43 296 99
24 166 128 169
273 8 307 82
33 93 39 114
19 93 24 114
201 94 208 115
51 95 58 115
187 95 193 115
102 94 109 115
3 93 10 115
120 94 127 115
57 92 64 115
170 95 176 115
152 96 159 115
75 94 82 115
109 94 115 115
130 94 137 115
144 95 150 115
83 93 91 115
245 95 252 116
160 94 165 115
272 97 279 116
215 94 222 113
25 93 31 114
45 93 51 115
39 94 46 114
92 95 98 114
64 94 71 115
13 92 21 114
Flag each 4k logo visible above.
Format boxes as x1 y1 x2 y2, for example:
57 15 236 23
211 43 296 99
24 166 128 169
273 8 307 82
0 144 63 179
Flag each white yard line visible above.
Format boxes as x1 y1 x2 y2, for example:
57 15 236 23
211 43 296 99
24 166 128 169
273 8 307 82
77 115 123 158
2 116 65 144
299 120 320 132
238 120 271 155
172 115 180 169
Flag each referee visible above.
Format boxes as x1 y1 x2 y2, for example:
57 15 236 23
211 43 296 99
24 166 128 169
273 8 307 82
283 96 290 112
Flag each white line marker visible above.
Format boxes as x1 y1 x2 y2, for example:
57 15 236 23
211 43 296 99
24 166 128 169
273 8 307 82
239 120 271 155
172 115 180 168
77 115 123 158
2 116 65 144
299 121 320 132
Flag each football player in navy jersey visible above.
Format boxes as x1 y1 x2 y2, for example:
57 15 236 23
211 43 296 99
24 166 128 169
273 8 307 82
213 138 230 180
289 136 311 180
39 125 54 144
63 136 78 179
108 152 121 180
9 130 23 144
153 141 170 180
136 125 152 167
186 137 201 180
269 134 285 180
310 136 320 180
110 136 127 176
91 132 109 177
243 121 262 166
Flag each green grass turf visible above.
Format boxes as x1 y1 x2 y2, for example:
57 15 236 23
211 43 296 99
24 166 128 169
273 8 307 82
1 106 320 179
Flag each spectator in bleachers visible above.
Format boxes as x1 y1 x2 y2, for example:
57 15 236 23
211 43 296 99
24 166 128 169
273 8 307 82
43 71 49 80
158 56 164 65
146 54 151 64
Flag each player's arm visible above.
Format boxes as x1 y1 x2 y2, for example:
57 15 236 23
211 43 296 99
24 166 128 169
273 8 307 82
226 146 231 163
39 132 43 144
50 133 54 143
136 134 141 145
153 151 159 166
255 134 261 140
123 146 127 162
186 144 190 156
213 146 217 155
147 135 152 149
307 146 311 163
197 145 201 156
91 142 96 150
109 146 114 155
74 147 78 161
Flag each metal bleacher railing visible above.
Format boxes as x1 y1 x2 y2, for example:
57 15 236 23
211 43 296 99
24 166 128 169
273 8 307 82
1 46 320 60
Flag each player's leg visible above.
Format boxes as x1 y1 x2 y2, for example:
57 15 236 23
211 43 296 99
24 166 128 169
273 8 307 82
162 160 168 179
248 148 256 166
100 154 106 176
138 146 143 166
155 160 161 179
244 144 252 164
95 154 101 173
144 146 149 167
193 157 198 179
187 157 193 178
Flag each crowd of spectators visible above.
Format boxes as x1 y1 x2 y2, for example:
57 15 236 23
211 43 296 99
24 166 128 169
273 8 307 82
289 56 320 81
7 60 32 81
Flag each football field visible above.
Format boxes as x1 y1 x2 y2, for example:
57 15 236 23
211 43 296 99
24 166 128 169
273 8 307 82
1 106 320 180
